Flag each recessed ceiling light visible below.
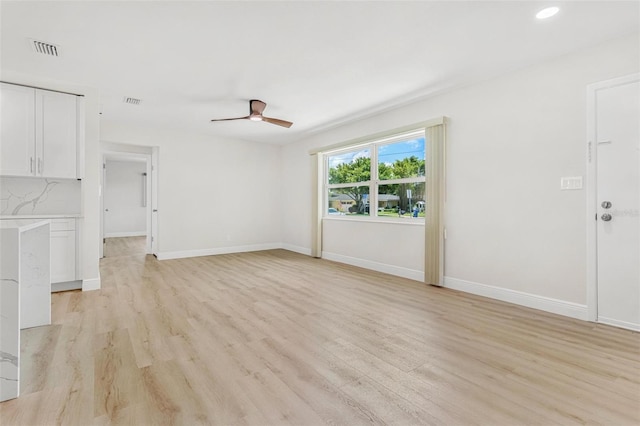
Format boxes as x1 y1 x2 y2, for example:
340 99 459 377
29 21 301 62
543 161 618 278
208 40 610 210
536 6 559 19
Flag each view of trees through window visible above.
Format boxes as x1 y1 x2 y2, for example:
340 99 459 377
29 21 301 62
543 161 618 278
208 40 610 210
326 133 426 218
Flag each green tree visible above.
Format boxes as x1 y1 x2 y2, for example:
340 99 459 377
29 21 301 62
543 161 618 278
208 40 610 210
380 156 425 211
329 156 370 184
329 157 370 213
377 162 393 181
388 156 424 179
328 155 425 214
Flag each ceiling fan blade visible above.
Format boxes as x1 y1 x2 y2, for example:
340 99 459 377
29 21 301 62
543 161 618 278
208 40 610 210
211 100 292 128
262 116 293 128
250 99 267 115
210 116 250 122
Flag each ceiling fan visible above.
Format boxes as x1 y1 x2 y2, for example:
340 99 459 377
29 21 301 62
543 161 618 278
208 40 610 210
210 99 293 128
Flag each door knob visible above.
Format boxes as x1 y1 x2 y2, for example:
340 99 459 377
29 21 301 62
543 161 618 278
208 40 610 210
601 213 612 222
601 201 612 209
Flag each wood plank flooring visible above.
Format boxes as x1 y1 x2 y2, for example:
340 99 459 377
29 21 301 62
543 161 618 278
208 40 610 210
103 236 146 258
1 237 639 425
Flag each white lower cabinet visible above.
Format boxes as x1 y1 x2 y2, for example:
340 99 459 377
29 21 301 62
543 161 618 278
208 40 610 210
50 219 77 283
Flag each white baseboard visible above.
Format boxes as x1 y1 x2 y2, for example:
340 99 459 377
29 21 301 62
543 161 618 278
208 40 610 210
156 243 284 261
321 251 423 282
52 280 82 292
105 231 146 238
281 243 313 256
597 316 640 332
443 276 588 321
82 277 101 291
153 243 590 323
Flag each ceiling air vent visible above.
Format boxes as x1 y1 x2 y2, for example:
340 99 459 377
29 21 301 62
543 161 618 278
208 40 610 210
30 39 60 57
123 97 141 105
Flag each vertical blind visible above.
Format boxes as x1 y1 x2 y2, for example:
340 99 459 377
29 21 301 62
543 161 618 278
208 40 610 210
424 123 445 285
310 153 323 258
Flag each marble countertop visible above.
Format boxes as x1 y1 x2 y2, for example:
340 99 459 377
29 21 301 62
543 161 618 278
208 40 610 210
1 216 53 402
0 218 51 231
1 214 82 220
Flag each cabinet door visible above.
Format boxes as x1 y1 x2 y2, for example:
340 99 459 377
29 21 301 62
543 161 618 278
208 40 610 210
51 229 76 283
36 90 77 178
0 83 36 176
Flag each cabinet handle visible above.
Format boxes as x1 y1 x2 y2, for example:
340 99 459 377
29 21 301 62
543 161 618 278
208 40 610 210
30 157 34 173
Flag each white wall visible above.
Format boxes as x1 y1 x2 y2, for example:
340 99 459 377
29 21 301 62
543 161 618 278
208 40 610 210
100 124 283 259
322 218 424 281
104 160 147 237
280 33 640 317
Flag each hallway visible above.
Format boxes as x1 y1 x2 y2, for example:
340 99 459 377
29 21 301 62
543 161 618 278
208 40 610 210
103 236 146 258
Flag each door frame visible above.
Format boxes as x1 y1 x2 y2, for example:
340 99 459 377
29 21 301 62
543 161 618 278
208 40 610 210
585 72 640 322
100 145 158 257
100 154 105 258
151 146 159 256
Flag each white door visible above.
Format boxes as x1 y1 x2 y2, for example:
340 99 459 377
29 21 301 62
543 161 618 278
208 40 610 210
0 83 35 176
151 147 159 255
100 158 105 258
37 89 77 178
594 75 640 331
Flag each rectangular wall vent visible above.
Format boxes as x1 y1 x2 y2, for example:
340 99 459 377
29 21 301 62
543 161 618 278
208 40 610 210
30 39 60 57
123 97 142 105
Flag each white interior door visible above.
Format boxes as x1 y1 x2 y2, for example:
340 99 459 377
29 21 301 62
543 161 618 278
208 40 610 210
595 76 640 331
151 146 159 256
100 157 106 258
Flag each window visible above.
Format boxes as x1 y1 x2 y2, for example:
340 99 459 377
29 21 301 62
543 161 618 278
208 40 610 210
325 131 425 219
327 148 371 216
312 117 446 283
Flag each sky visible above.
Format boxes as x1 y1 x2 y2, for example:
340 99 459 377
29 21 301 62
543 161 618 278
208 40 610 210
328 137 425 169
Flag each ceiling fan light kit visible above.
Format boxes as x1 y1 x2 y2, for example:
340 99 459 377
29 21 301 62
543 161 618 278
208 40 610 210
211 99 293 128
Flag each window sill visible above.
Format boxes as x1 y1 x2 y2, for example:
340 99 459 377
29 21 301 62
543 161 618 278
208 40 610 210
323 215 425 226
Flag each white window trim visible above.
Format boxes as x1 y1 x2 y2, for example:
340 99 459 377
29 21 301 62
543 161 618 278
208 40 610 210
323 214 426 226
309 118 443 155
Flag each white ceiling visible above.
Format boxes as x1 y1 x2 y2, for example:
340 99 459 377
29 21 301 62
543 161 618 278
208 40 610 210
1 1 638 145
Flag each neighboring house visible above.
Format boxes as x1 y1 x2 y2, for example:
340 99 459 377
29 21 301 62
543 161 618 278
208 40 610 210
378 194 401 210
329 193 404 212
328 193 356 212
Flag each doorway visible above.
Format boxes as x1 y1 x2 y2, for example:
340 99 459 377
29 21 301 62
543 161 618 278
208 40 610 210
103 156 148 258
100 143 158 259
587 73 640 331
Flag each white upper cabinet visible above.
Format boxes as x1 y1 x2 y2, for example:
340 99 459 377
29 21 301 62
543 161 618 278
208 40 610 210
0 83 36 176
37 89 77 178
1 83 79 178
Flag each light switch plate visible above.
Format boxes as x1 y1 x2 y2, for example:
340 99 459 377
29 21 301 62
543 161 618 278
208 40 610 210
560 176 583 190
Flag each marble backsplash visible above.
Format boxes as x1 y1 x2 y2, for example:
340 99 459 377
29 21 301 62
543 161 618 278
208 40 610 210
0 177 81 216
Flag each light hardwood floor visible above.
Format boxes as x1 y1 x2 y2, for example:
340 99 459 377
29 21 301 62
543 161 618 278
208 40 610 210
1 237 639 425
103 236 147 258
